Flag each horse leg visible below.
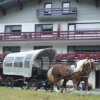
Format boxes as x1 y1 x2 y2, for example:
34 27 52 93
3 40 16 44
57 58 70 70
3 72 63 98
70 80 78 92
61 79 68 93
53 79 61 92
77 81 81 90
85 80 89 94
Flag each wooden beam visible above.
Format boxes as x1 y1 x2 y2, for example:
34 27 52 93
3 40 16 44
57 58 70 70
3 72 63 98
76 0 79 3
38 0 42 4
16 0 23 10
95 0 99 7
0 6 6 15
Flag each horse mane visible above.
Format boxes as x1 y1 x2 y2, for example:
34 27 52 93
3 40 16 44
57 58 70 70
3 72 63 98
89 59 95 62
74 59 88 72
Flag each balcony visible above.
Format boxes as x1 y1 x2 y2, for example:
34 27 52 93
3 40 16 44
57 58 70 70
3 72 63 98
0 30 100 41
37 7 77 20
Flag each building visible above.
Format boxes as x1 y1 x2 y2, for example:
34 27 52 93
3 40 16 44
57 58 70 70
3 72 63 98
0 0 100 89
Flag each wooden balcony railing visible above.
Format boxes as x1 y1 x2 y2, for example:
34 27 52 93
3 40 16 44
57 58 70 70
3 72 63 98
0 30 100 41
37 7 77 20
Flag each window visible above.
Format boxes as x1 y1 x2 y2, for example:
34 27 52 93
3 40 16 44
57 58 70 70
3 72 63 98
62 2 70 14
42 24 53 32
45 3 52 9
62 2 70 8
5 25 22 37
34 46 52 50
35 24 53 34
24 54 33 68
42 57 50 70
3 46 20 53
68 24 76 31
44 3 52 15
67 46 100 53
14 57 23 68
5 25 22 32
68 24 76 39
4 57 14 67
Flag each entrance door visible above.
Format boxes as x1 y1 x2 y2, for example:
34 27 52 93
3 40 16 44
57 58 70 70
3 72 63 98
68 24 76 39
35 24 42 38
96 70 100 88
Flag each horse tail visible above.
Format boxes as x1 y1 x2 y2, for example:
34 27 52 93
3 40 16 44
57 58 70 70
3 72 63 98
47 67 54 82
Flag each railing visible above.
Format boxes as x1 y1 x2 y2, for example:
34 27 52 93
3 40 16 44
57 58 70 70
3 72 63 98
0 30 100 41
37 7 77 20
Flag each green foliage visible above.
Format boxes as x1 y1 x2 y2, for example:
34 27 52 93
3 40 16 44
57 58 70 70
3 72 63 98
0 87 100 100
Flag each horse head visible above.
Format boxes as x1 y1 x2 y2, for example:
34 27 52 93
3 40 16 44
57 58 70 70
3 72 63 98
87 59 96 71
82 59 96 74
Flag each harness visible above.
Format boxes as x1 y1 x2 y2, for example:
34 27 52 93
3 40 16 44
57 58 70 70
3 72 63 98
54 65 74 81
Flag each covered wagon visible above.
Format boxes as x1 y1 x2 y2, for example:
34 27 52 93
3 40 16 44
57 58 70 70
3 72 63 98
2 48 56 90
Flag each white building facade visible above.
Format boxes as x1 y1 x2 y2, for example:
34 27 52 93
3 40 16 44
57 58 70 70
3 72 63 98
0 0 100 89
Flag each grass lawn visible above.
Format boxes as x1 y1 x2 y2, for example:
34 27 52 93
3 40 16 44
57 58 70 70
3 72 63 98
0 87 100 100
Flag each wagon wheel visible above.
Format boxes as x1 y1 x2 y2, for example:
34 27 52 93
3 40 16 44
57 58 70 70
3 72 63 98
6 77 14 88
28 79 38 90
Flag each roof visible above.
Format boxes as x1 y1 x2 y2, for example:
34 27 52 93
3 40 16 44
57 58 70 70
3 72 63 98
0 0 33 15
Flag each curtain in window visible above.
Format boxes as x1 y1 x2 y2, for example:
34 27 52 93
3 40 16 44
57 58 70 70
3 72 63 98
42 25 53 31
35 24 53 32
5 25 21 32
12 25 21 31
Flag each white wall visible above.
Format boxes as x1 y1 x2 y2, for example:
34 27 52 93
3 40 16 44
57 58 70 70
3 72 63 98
0 0 100 50
88 71 96 89
0 1 38 23
0 0 100 32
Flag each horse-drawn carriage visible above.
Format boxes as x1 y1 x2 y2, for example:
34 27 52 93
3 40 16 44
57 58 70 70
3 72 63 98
0 48 96 93
0 48 56 90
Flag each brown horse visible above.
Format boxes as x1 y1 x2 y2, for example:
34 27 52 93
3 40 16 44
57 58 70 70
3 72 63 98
62 59 96 93
47 59 96 92
47 64 73 92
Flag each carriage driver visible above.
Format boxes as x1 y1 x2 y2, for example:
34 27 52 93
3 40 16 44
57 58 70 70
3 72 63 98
32 60 40 68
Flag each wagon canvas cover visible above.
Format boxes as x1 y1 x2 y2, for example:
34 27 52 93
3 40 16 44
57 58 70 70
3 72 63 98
3 48 56 77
